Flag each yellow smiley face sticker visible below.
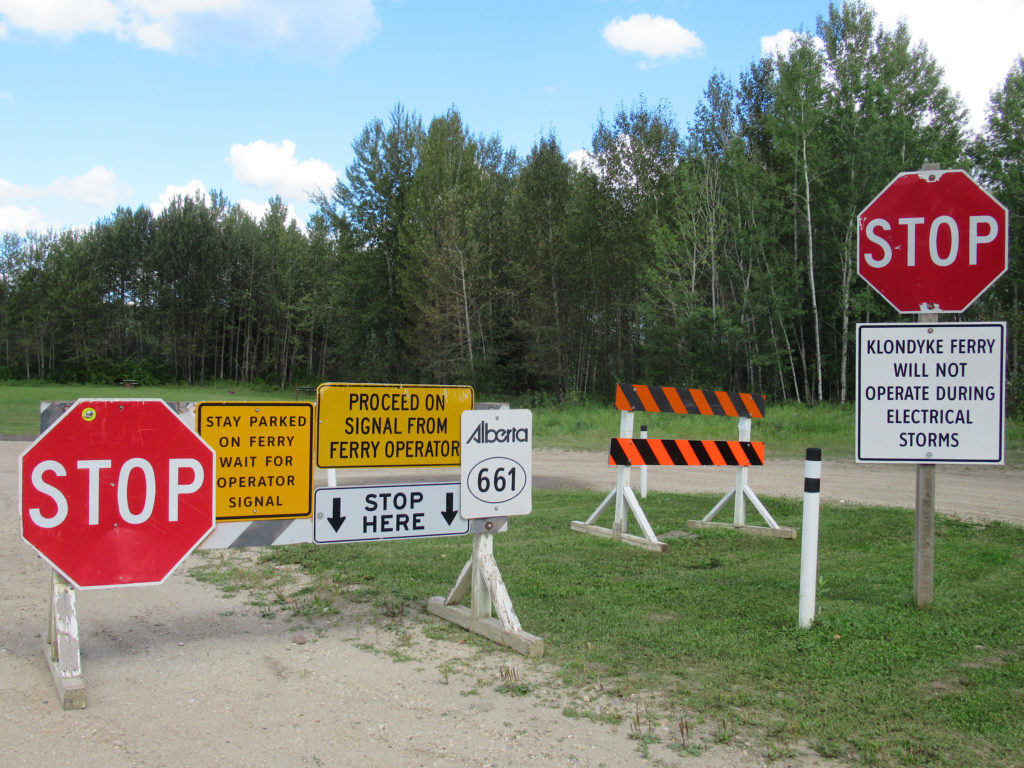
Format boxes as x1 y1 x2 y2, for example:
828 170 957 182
82 407 97 422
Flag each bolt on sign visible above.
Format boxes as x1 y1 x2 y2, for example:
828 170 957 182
316 383 474 468
197 401 314 521
20 399 216 588
857 169 1008 313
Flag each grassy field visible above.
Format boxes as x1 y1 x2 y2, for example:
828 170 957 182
528 396 860 458
190 491 1024 768
7 382 1024 765
0 381 287 436
6 382 1019 463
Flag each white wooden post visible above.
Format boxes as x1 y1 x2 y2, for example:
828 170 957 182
427 520 543 657
572 409 667 552
733 417 751 526
470 532 494 620
47 570 86 709
612 410 634 535
639 424 648 499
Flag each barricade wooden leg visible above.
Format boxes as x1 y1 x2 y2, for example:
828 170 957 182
428 525 543 657
580 487 616 526
470 533 493 620
612 466 628 535
688 416 796 539
572 478 668 552
46 570 86 709
572 408 668 551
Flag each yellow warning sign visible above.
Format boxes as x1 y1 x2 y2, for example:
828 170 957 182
197 401 314 521
316 383 474 468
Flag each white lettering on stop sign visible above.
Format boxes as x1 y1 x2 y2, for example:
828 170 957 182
862 214 1000 268
28 457 206 528
20 399 216 589
857 170 1009 313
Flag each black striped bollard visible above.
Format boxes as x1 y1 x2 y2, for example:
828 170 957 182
799 448 822 628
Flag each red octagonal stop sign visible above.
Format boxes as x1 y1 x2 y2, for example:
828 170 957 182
858 169 1008 313
20 399 215 589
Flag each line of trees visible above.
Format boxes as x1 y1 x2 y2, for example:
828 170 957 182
2 2 1021 411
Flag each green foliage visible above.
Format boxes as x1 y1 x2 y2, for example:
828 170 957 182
1 2 1019 410
970 55 1024 417
0 381 288 436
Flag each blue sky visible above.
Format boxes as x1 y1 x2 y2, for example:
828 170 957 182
1 0 1021 234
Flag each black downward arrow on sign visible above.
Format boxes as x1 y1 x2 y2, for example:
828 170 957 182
328 497 345 532
441 492 459 525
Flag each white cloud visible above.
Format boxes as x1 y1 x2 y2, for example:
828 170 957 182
761 29 799 57
0 166 125 232
227 139 338 199
47 165 124 208
0 0 379 56
0 177 26 200
151 179 209 215
0 205 47 233
603 14 704 65
237 198 301 228
0 165 126 225
567 148 594 169
761 28 823 58
0 0 122 40
866 0 1024 129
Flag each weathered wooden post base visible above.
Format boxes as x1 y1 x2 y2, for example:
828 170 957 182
688 481 796 539
427 523 543 658
569 521 669 552
689 417 793 538
571 480 669 552
46 570 87 709
686 519 797 539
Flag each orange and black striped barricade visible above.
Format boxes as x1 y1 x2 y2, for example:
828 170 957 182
571 385 795 550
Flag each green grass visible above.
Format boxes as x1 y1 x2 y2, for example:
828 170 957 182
3 382 1021 463
0 381 301 436
530 397 862 459
195 490 1024 768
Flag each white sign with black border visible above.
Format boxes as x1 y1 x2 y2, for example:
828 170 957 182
856 322 1005 464
314 482 469 543
460 409 532 518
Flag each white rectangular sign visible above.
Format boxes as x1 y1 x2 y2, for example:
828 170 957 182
313 482 469 543
460 409 532 518
856 322 1005 464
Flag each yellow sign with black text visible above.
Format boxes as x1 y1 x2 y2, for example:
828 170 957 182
197 401 314 521
316 383 474 468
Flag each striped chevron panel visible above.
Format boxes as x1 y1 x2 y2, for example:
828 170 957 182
609 438 765 467
615 384 766 418
199 518 313 549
